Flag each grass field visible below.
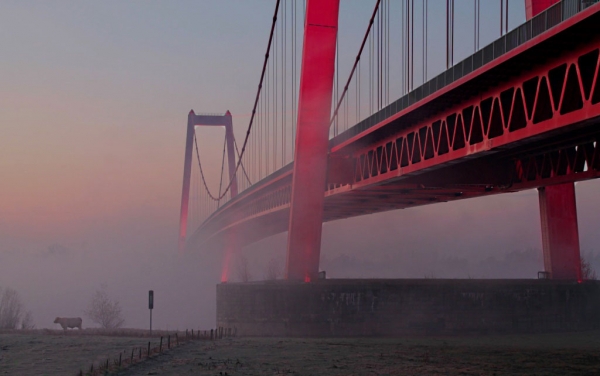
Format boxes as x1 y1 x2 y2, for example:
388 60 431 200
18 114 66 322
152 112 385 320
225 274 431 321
0 329 181 376
3 330 600 375
115 333 600 376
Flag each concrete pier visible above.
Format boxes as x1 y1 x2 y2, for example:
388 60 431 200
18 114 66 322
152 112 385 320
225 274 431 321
217 279 600 337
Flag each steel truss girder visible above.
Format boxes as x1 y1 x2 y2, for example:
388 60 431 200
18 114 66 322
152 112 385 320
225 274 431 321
190 132 600 248
351 40 600 188
513 135 600 188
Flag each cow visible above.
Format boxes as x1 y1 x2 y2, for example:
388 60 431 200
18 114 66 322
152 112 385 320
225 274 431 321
53 317 83 330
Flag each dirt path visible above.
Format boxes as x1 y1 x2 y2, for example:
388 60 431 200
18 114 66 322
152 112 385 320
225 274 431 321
115 333 600 376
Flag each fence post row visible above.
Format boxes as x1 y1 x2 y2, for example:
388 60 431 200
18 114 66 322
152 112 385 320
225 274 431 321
77 328 237 375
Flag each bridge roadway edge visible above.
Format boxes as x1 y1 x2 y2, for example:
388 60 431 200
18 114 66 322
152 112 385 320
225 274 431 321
216 279 600 337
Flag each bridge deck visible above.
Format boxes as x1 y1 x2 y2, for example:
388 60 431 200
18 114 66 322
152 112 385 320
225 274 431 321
188 1 600 250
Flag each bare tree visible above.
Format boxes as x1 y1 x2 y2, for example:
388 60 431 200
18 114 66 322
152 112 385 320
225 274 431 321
85 286 125 329
0 287 23 329
237 255 252 282
582 257 597 280
264 258 282 280
21 311 35 330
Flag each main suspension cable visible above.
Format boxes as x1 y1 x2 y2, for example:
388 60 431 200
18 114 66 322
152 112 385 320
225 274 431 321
197 0 281 201
330 0 381 128
233 138 252 185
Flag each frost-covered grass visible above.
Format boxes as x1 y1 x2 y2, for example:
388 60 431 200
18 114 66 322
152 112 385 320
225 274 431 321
3 330 600 375
0 329 199 375
117 331 600 376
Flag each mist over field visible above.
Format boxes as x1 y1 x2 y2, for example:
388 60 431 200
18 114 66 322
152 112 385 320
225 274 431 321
1 179 599 331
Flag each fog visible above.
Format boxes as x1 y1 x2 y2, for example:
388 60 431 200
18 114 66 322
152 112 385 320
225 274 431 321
4 180 599 330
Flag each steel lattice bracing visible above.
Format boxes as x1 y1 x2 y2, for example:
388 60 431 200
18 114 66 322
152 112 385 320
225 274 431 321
186 1 600 281
349 41 600 188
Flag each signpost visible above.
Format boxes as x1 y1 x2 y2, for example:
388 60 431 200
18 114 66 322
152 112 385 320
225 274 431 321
148 290 154 335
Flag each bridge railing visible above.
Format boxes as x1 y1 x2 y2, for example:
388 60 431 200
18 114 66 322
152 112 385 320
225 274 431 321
331 0 599 148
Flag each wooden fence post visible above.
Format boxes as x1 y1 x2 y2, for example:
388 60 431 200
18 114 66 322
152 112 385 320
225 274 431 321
147 342 151 358
119 353 122 367
131 348 134 364
168 335 171 349
159 336 163 352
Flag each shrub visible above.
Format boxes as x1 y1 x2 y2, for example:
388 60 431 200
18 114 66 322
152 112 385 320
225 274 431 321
85 286 125 329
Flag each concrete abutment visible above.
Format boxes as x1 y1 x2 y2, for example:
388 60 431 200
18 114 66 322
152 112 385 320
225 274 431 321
217 279 600 337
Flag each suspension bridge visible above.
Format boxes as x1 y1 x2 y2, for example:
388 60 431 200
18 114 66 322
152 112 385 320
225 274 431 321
178 0 600 283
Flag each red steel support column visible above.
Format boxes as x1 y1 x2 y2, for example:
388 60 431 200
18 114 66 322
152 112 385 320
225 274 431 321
178 110 196 253
525 0 560 20
538 184 582 280
286 0 340 281
526 0 581 281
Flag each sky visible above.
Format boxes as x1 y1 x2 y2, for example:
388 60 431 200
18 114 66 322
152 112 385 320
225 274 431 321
1 1 599 330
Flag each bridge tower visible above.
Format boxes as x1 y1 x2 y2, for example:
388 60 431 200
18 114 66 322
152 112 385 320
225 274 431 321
285 0 340 281
178 111 238 254
526 0 582 280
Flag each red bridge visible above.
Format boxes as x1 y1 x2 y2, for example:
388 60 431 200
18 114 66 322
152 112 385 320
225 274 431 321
179 0 600 282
